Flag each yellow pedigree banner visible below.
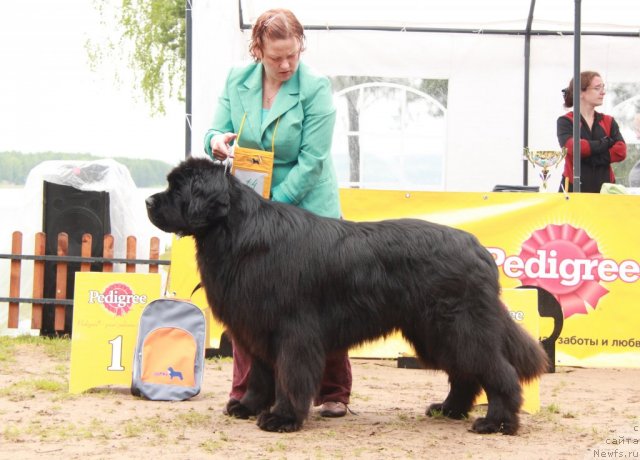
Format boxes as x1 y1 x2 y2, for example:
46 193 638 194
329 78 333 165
69 272 162 393
168 236 224 350
340 190 640 368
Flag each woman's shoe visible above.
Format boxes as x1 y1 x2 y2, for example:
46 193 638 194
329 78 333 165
319 401 347 417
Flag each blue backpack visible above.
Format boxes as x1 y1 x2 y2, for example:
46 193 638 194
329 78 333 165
131 298 206 401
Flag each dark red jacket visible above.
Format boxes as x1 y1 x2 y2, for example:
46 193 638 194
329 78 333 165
556 111 626 192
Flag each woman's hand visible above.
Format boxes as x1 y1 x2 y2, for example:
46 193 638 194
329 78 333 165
210 133 238 160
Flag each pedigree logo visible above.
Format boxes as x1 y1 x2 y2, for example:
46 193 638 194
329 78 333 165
487 223 640 318
88 283 148 316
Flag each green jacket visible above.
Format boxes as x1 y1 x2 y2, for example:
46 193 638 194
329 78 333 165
204 61 341 218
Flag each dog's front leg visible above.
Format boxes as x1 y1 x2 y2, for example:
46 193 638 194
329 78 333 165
257 338 325 432
226 357 275 419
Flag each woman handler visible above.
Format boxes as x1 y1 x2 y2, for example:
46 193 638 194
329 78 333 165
204 8 351 418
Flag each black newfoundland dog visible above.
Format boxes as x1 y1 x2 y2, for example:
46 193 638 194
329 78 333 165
146 158 547 434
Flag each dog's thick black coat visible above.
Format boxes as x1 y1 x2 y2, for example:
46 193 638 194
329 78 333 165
146 158 548 434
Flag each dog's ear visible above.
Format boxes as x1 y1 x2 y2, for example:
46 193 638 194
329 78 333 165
185 163 230 228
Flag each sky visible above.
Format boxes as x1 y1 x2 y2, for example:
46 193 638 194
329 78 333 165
0 0 186 166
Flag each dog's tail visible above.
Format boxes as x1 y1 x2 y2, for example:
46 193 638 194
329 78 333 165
502 312 549 381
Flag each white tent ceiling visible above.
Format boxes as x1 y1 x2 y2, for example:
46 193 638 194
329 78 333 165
239 0 640 34
190 1 640 192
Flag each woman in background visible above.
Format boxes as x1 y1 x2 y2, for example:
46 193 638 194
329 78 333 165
557 71 626 192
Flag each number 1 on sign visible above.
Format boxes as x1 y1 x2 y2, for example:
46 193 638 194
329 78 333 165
108 336 125 371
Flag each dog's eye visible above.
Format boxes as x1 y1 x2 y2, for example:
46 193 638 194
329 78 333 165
166 185 181 199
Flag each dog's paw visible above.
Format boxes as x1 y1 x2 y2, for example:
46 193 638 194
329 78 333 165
470 417 518 435
256 411 301 433
426 403 467 420
225 399 256 419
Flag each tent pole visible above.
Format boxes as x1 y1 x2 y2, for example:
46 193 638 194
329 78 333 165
185 0 193 159
572 0 582 192
523 0 536 186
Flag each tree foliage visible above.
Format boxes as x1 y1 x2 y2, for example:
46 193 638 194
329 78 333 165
0 152 172 188
88 0 186 115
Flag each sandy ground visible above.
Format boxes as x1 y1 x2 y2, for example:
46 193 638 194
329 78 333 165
1 342 639 460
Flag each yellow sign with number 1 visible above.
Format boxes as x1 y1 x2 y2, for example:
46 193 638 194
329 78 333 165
69 272 162 394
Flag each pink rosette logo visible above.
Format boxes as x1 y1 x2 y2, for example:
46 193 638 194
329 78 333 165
489 224 640 319
88 283 148 316
517 224 608 318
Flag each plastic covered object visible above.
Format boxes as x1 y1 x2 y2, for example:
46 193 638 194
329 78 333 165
21 158 162 262
1 159 172 334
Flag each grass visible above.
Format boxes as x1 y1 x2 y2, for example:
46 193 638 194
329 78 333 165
351 390 371 402
265 440 288 452
545 403 561 414
0 335 71 405
1 337 636 457
551 380 569 397
206 356 233 371
0 335 70 363
2 406 214 444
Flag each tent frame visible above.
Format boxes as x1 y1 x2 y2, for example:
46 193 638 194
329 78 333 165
185 0 634 189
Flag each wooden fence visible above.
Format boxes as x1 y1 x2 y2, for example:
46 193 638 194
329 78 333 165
1 231 170 333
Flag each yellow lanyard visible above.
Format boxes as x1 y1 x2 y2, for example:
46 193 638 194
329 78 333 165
236 112 281 154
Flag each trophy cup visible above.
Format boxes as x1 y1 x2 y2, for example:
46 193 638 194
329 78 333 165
523 148 567 191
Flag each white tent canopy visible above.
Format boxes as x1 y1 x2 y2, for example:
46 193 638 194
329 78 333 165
238 0 640 33
190 0 640 192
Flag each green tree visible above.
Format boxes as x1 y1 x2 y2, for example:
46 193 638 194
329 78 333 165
88 0 186 115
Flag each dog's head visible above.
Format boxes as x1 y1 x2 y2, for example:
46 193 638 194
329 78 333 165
146 157 231 236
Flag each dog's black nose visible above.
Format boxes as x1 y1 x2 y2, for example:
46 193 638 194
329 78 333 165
145 196 155 208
